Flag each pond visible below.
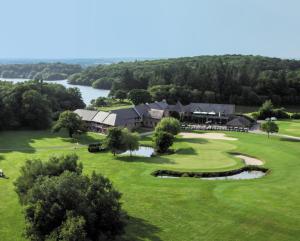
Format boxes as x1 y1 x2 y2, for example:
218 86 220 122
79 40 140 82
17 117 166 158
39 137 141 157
0 78 110 105
121 146 154 157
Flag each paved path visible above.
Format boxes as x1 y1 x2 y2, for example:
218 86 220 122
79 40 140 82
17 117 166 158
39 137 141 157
139 131 154 137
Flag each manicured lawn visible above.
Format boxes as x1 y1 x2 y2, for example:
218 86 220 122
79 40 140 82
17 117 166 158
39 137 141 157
97 100 133 112
276 120 300 137
0 130 300 241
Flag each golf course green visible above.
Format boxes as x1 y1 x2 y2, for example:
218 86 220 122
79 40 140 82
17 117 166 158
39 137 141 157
0 130 299 241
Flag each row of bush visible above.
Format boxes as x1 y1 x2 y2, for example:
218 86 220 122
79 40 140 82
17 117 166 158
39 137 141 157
152 165 269 178
251 100 300 120
252 109 300 120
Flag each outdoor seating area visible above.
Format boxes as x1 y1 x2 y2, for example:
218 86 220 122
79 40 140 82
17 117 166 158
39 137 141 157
181 123 249 132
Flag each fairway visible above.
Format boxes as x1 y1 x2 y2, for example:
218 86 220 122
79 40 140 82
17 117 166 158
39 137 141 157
276 120 300 137
0 130 299 241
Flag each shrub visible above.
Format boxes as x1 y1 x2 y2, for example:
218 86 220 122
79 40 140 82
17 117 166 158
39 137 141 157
155 117 181 135
153 131 174 153
257 100 290 119
88 143 106 152
291 112 300 119
273 108 290 119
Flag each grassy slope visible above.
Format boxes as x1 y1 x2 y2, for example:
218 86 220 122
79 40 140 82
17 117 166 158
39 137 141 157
0 131 299 241
96 100 133 112
276 120 300 137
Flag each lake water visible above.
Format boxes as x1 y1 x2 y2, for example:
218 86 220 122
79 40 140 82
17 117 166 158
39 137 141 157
0 78 110 105
121 146 155 157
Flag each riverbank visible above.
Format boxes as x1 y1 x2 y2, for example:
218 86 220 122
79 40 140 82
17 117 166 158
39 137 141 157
0 78 109 105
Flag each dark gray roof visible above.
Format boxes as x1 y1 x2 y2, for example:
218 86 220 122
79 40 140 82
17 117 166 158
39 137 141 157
184 103 235 115
146 100 169 110
74 109 98 121
111 108 140 119
169 101 184 112
227 116 251 127
134 104 150 116
110 108 140 126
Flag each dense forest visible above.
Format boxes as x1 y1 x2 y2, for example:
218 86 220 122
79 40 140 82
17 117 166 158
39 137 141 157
69 55 300 105
0 80 85 130
0 63 82 80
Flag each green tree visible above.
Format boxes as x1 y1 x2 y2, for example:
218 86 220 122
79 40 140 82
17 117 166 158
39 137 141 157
93 97 108 107
155 117 181 135
258 100 274 119
114 90 127 102
21 89 52 129
105 127 127 156
14 154 82 204
261 120 279 138
56 213 88 241
52 111 86 138
122 129 140 156
153 131 174 153
128 89 151 105
92 77 114 90
22 171 125 241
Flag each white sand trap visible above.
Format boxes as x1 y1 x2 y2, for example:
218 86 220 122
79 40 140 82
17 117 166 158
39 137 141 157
180 132 238 141
235 155 263 166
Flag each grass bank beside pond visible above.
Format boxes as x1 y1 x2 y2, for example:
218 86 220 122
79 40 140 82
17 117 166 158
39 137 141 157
0 130 299 241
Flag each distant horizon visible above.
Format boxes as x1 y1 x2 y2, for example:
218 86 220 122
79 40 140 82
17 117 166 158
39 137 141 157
0 53 300 61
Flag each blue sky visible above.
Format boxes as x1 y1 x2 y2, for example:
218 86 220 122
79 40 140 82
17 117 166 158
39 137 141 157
0 0 299 59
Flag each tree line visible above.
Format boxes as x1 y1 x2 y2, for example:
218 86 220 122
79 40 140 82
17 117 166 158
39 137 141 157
0 63 82 80
0 80 85 130
68 55 300 106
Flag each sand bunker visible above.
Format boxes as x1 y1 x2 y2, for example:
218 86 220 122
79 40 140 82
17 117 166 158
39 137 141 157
234 155 263 166
180 132 238 141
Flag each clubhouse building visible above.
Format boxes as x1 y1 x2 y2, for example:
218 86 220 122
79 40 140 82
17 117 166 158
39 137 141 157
75 100 252 133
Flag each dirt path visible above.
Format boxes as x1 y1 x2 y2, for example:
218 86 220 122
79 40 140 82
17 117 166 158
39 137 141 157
180 132 238 141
